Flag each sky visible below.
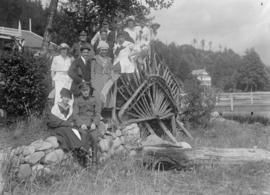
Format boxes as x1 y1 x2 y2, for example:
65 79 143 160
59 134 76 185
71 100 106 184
151 0 270 66
42 0 270 66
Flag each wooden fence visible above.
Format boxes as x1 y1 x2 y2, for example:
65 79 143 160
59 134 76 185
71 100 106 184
215 91 270 114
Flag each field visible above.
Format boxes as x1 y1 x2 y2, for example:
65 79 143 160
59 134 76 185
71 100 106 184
1 117 270 195
215 92 270 118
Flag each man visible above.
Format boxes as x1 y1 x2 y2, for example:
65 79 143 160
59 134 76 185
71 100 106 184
73 82 102 166
71 30 94 59
91 20 111 47
68 46 92 97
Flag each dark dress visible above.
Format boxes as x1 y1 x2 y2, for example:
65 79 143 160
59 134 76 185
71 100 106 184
47 104 92 152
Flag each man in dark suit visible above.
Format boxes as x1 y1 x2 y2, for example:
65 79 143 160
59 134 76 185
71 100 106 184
68 46 92 96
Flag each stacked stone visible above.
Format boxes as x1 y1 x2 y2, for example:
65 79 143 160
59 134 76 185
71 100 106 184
99 123 140 162
10 136 69 180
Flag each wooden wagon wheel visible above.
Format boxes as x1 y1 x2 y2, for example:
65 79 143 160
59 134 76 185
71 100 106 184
108 44 192 144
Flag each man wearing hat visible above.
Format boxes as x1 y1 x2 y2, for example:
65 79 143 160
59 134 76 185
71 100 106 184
51 43 73 104
73 82 101 166
68 45 93 97
71 30 94 59
91 20 111 47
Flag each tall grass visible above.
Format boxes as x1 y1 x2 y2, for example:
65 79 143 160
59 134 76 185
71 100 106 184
222 113 270 126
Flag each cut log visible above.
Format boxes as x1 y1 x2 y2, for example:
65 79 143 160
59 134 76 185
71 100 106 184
137 145 270 170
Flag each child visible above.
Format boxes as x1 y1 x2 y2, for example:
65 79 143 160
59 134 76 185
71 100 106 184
73 82 102 166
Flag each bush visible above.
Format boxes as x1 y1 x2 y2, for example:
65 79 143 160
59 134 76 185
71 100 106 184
223 113 270 126
180 77 216 127
0 51 50 118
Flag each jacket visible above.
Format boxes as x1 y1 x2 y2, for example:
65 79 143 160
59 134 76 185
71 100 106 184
68 57 92 96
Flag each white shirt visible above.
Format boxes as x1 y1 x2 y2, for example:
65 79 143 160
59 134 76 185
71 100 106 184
81 56 86 64
91 29 111 46
51 55 72 72
124 26 141 44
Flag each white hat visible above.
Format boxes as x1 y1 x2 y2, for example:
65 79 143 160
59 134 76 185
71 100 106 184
59 43 69 49
126 16 135 23
97 41 109 50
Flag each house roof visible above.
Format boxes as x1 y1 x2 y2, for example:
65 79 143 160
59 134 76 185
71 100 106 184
192 69 209 76
22 30 57 49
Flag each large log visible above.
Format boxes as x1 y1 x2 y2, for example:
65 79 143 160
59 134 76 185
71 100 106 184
138 145 270 169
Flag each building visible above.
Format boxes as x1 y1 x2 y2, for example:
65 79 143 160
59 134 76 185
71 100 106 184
0 23 57 52
192 69 211 87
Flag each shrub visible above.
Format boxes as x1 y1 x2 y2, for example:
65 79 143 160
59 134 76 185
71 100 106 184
0 51 50 118
223 113 270 126
180 77 216 127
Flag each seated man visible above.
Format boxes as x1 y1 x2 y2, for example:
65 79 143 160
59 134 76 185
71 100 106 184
47 88 92 167
73 82 102 166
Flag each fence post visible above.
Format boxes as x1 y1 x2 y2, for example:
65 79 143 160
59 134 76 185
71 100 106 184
251 91 253 105
230 93 234 112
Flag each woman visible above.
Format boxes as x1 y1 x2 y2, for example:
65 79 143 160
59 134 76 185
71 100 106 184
47 88 92 167
123 16 140 44
91 42 113 100
51 43 73 104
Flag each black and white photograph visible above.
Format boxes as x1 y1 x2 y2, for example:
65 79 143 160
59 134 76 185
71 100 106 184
0 0 270 194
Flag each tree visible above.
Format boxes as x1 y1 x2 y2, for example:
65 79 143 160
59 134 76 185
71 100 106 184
233 49 270 91
193 38 197 48
51 0 173 45
208 41 212 51
201 39 205 50
0 0 47 35
42 0 59 53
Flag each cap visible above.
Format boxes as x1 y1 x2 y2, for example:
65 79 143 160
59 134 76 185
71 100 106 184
59 43 69 50
80 44 91 51
60 88 72 99
79 30 87 36
79 82 90 91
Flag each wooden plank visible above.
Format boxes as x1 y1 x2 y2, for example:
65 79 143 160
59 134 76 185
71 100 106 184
158 120 179 145
176 119 193 139
139 146 270 169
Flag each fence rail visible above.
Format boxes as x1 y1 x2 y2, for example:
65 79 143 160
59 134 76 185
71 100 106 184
215 91 270 113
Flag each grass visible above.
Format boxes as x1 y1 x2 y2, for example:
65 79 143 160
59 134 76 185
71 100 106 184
1 117 270 195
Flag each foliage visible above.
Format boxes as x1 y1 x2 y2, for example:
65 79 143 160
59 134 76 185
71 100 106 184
0 51 50 118
222 113 270 126
0 0 48 36
233 49 270 91
153 40 270 92
180 77 216 127
51 0 173 45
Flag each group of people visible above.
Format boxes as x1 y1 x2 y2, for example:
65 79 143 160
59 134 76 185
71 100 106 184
47 16 160 167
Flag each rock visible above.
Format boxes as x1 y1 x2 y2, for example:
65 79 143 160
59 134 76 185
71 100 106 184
142 134 168 146
18 164 31 179
43 149 65 164
99 139 110 152
23 146 35 156
177 142 192 149
115 129 122 137
211 111 220 118
112 138 122 150
129 150 137 157
24 151 45 165
32 164 44 175
45 136 59 148
31 140 53 151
